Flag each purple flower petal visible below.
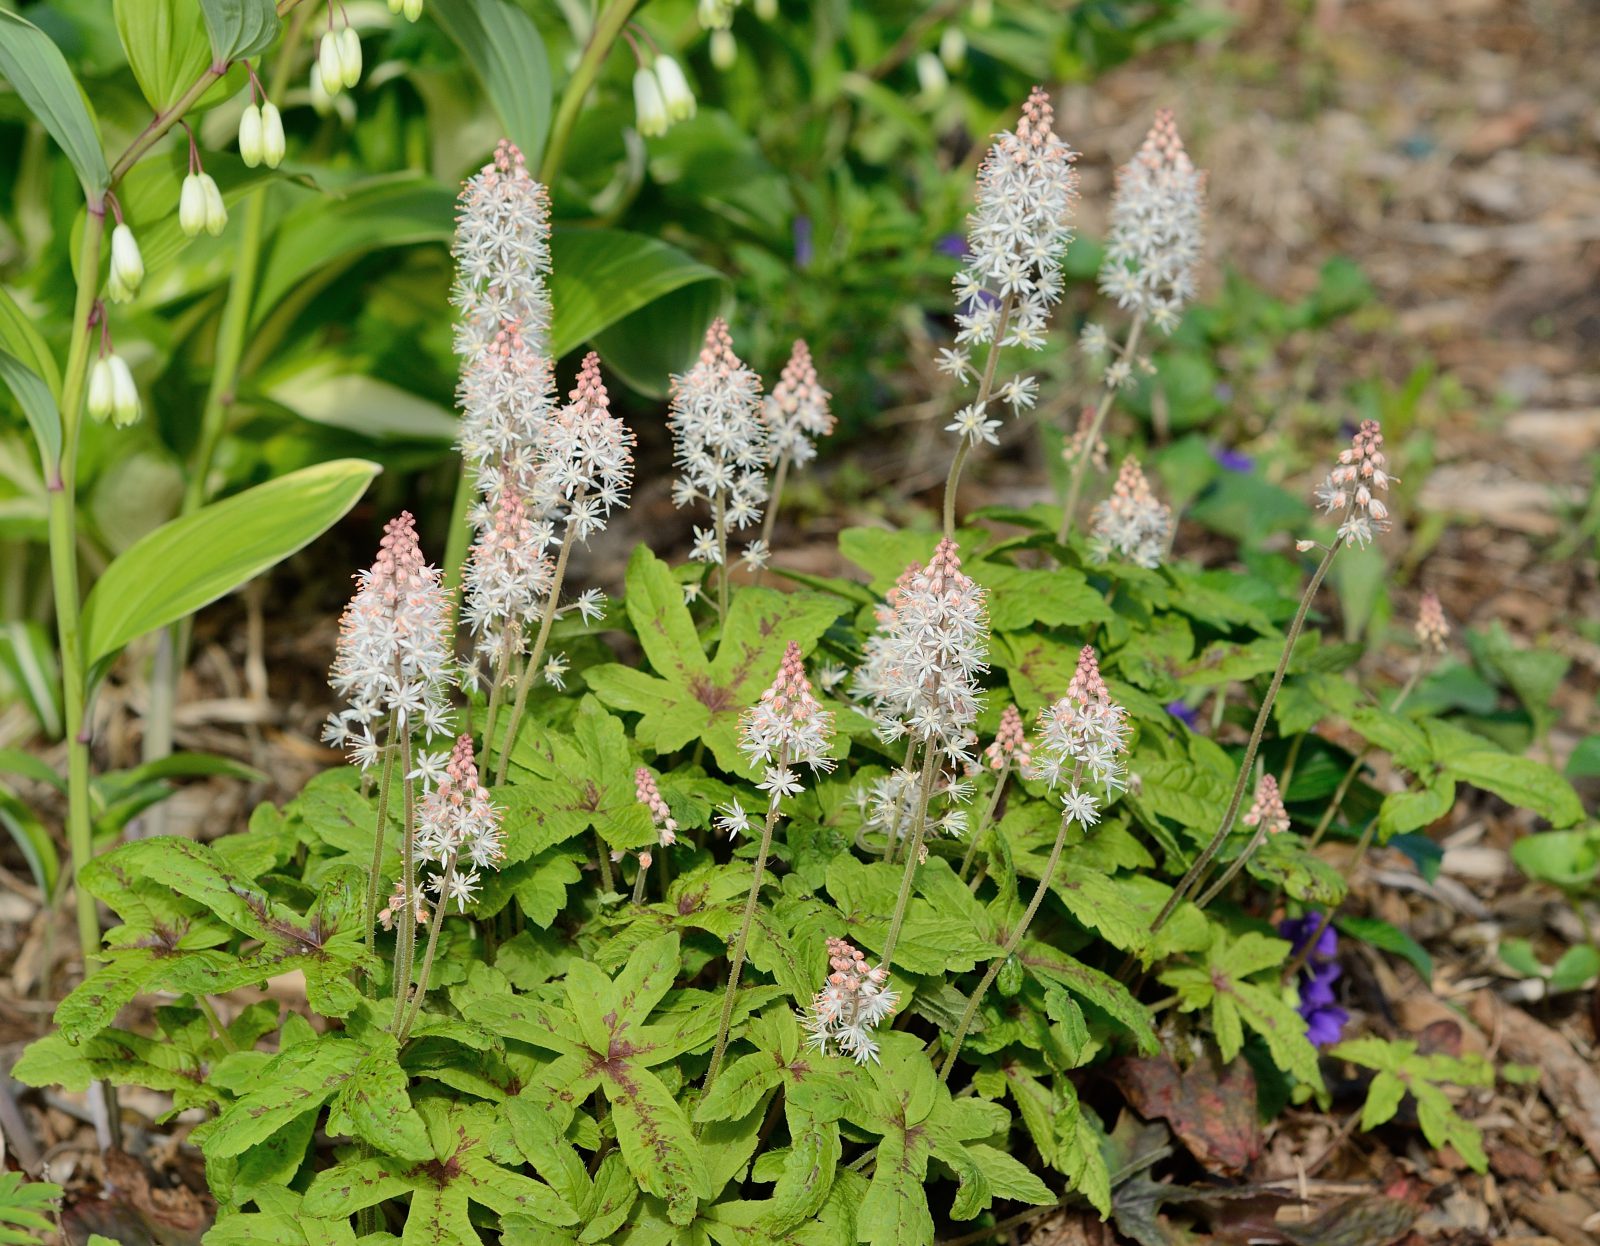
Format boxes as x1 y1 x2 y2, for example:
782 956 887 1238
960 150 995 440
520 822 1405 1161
1166 700 1201 728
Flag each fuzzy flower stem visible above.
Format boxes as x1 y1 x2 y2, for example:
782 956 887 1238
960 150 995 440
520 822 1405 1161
631 855 650 904
715 491 731 623
943 293 1014 539
596 832 615 894
1281 815 1376 985
393 732 419 1014
361 715 398 967
1307 663 1425 850
1058 312 1144 544
1147 539 1341 938
880 747 940 973
753 449 791 586
957 760 1012 883
703 762 787 1097
478 620 519 781
495 515 579 787
1193 823 1267 910
882 738 922 865
942 763 1084 1082
396 852 454 1040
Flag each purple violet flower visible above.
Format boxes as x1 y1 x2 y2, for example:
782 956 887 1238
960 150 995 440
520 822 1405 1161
1211 444 1253 472
1166 700 1200 728
936 232 970 260
1279 914 1348 1047
793 215 814 269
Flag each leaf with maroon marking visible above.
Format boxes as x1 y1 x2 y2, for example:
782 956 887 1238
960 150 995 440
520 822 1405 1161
465 991 589 1057
208 1035 366 1158
601 1058 712 1225
611 932 682 1027
302 1156 414 1217
328 1041 431 1162
502 696 654 858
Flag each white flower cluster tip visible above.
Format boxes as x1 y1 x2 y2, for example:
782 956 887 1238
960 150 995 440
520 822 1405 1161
764 339 835 468
452 141 557 493
802 937 898 1064
324 512 454 764
739 641 836 799
1089 456 1174 569
941 87 1078 447
854 538 988 764
1026 646 1130 827
669 318 771 558
1315 419 1394 549
1097 109 1206 335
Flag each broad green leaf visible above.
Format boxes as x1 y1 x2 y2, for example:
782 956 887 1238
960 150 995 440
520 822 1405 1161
1444 751 1582 827
602 1060 711 1224
694 1052 781 1124
0 11 110 196
302 1157 415 1218
551 230 729 394
1245 833 1348 905
1511 827 1600 890
197 0 279 61
973 563 1113 631
207 1037 366 1157
267 366 459 442
856 1116 932 1246
1378 775 1456 839
1019 943 1158 1055
1550 944 1600 993
251 177 456 326
54 956 161 1042
81 458 378 665
1360 1069 1406 1129
115 0 213 112
1349 707 1431 772
0 346 59 472
330 1048 431 1161
431 0 551 170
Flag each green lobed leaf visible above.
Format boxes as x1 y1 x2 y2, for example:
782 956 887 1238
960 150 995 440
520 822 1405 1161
0 11 110 196
81 459 378 666
1444 751 1583 828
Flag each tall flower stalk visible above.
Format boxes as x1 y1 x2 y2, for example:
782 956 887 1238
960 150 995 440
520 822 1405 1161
1060 110 1205 543
393 735 504 1039
1193 773 1289 909
754 339 833 580
703 643 835 1092
494 352 634 784
852 539 989 972
323 513 455 983
669 318 769 623
957 704 1031 881
941 647 1128 1080
940 87 1078 538
1146 420 1395 938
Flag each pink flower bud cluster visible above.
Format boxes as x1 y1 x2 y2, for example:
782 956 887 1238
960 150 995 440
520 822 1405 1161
1241 774 1289 836
1315 419 1394 548
802 937 898 1064
669 318 771 552
1415 591 1449 655
537 352 636 541
1063 405 1109 473
636 768 677 846
763 339 834 468
740 641 836 798
985 704 1032 772
854 539 989 763
416 734 504 911
1098 109 1206 334
1027 647 1130 826
325 512 454 764
1089 456 1174 569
